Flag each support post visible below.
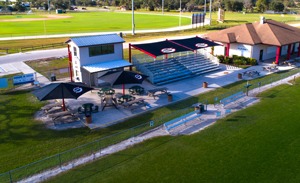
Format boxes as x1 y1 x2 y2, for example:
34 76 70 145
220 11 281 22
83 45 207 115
226 43 230 57
67 45 73 82
298 43 300 57
275 46 281 65
129 43 132 71
287 44 292 60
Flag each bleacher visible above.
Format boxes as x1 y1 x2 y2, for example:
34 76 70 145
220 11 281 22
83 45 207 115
133 53 220 85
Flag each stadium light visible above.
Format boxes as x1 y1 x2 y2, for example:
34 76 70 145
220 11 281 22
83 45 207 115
132 0 135 35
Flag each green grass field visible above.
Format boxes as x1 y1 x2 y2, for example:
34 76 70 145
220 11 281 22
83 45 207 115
0 69 299 182
46 80 300 183
1 10 300 182
0 11 299 38
0 11 191 37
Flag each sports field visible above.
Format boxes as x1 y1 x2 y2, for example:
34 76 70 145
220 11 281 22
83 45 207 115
0 11 299 38
0 12 191 37
46 80 300 182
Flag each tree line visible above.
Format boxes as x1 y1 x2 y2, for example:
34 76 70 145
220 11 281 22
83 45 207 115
0 0 298 13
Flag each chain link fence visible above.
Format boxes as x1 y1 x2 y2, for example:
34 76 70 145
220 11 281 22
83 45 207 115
0 68 299 182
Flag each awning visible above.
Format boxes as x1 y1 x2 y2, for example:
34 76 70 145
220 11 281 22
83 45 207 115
169 37 221 50
131 36 220 58
82 60 132 73
131 40 193 58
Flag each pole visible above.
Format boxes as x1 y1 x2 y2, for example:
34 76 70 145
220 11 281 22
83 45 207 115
48 0 50 14
162 0 164 14
179 0 182 28
204 0 206 14
209 0 212 25
132 0 135 35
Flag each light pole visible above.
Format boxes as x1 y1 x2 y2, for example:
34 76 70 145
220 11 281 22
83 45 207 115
132 0 135 35
179 0 182 28
162 0 164 14
209 0 212 25
204 0 206 14
48 0 50 14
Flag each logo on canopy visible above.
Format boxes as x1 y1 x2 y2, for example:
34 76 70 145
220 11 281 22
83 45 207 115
135 74 143 80
195 43 208 48
161 48 176 54
73 87 83 93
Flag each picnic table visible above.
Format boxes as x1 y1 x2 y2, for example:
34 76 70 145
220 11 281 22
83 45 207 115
117 94 135 104
41 103 62 112
101 95 118 111
78 103 98 115
147 87 168 99
48 110 75 120
98 87 115 96
122 98 146 111
129 85 145 95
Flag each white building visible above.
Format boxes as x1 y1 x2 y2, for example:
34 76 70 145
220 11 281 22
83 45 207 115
66 34 132 86
206 17 300 64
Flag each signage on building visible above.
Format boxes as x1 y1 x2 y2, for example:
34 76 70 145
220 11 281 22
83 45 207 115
237 46 248 51
13 73 35 85
161 48 176 54
0 78 8 88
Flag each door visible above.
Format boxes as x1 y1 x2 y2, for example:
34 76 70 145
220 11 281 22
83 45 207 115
259 50 263 61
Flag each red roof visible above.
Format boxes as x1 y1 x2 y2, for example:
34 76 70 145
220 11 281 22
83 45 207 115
205 19 300 46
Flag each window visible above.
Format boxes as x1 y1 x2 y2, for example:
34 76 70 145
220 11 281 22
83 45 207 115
89 44 114 57
73 47 77 56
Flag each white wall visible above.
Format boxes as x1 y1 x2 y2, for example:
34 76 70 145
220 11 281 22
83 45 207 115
213 42 300 62
229 44 252 58
68 42 124 82
77 43 123 66
213 45 225 56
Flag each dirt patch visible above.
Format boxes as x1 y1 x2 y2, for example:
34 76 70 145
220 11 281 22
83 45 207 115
0 14 72 22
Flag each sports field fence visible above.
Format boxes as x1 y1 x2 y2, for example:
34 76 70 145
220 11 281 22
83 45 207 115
0 42 65 54
0 68 299 182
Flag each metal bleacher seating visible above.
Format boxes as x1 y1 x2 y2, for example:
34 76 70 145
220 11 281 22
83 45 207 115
133 53 221 85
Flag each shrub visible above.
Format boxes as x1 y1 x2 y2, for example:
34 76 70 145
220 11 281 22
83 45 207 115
217 55 225 63
248 58 257 65
224 56 233 64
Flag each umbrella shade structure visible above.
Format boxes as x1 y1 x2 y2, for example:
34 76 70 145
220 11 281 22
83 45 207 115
99 71 148 94
32 82 93 111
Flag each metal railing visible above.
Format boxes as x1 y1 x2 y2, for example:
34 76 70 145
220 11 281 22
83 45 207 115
0 43 65 55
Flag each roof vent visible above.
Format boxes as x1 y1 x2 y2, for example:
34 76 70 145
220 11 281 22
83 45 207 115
260 16 265 24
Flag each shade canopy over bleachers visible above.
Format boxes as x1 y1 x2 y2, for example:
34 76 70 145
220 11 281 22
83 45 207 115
130 37 221 85
131 36 220 58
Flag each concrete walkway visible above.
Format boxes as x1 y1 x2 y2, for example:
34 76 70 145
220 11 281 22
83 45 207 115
0 46 297 130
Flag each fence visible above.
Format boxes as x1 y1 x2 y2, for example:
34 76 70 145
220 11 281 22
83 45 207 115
0 107 199 183
0 68 299 182
214 68 300 105
0 43 65 55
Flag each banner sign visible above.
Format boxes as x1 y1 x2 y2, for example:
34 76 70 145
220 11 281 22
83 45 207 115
218 8 225 22
192 13 205 25
13 73 35 85
0 78 8 88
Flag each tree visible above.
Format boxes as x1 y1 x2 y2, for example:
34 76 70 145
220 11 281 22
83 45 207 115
232 1 243 11
270 1 284 12
14 0 26 12
256 0 268 12
243 0 253 12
